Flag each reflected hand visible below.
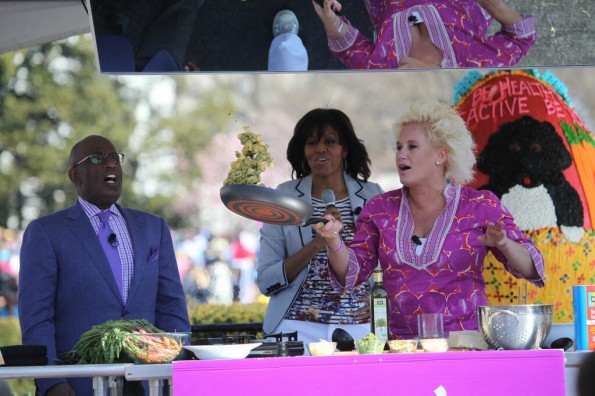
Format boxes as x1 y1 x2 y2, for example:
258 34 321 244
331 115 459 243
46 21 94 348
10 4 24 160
475 0 504 8
475 0 522 25
312 0 343 28
399 56 438 69
47 382 75 396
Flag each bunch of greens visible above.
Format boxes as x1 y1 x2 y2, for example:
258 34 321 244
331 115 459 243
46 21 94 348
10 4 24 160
60 319 163 396
63 319 161 364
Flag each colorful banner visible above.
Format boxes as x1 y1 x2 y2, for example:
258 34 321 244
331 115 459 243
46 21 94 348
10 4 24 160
454 70 595 323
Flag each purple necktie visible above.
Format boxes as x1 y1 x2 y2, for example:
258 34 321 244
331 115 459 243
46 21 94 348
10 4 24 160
98 210 123 299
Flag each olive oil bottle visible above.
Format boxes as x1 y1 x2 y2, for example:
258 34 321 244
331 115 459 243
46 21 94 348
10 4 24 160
371 268 389 340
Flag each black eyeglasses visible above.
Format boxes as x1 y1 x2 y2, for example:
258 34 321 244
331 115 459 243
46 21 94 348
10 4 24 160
71 153 125 169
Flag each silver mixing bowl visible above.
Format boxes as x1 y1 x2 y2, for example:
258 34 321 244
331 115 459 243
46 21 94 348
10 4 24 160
478 304 553 350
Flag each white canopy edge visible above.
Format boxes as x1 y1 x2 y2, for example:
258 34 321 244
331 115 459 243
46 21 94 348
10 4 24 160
0 1 91 55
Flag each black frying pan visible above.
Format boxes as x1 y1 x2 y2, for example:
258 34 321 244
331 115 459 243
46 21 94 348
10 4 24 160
220 184 325 226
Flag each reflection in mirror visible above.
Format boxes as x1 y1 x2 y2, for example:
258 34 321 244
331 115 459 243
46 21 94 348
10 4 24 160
90 0 204 72
87 0 595 74
313 0 536 69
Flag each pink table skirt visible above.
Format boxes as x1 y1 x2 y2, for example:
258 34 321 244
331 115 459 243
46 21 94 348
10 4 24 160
172 349 566 395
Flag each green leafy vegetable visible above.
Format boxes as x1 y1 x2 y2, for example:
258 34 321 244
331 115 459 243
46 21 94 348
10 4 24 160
68 319 160 364
61 319 163 396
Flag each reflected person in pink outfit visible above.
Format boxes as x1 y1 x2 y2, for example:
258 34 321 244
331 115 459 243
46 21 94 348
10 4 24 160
313 0 536 69
314 101 545 339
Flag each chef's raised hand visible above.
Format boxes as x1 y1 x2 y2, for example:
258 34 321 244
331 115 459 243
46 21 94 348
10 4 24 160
313 214 343 238
313 214 349 283
312 206 344 249
313 214 344 253
478 220 540 280
477 221 509 250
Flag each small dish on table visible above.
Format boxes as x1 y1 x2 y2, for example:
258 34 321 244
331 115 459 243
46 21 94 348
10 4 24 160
184 343 262 360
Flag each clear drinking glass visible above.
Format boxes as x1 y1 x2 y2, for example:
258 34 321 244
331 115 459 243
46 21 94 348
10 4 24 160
418 313 444 339
418 313 448 352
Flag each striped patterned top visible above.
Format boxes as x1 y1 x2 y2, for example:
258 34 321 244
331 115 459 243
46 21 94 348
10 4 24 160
285 196 370 324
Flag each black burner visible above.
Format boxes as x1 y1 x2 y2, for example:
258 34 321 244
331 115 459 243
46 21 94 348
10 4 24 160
193 331 304 357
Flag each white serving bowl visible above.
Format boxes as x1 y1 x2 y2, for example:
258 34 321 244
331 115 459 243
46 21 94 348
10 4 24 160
307 341 337 356
184 343 262 360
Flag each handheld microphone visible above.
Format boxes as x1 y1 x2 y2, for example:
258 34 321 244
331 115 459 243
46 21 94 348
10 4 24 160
322 189 336 209
412 235 422 246
108 233 118 247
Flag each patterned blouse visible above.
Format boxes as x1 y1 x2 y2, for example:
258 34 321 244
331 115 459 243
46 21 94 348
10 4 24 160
329 183 545 338
285 196 370 324
328 0 536 69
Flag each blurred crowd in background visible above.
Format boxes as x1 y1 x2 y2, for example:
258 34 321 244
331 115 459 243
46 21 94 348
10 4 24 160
176 228 263 306
0 226 265 318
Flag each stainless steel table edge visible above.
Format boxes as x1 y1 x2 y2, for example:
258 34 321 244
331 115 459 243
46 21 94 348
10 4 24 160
124 364 172 380
125 364 173 396
2 352 593 396
1 352 591 376
0 364 129 379
0 363 171 396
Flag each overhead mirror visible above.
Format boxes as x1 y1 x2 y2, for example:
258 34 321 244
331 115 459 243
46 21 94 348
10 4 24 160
87 0 595 74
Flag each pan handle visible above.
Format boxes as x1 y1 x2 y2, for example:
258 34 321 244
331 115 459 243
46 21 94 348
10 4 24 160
301 217 328 227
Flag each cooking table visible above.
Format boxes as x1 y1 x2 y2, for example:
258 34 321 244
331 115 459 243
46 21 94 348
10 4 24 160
173 349 567 395
0 350 591 395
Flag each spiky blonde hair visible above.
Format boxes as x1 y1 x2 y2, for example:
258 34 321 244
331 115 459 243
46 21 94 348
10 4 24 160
394 100 476 185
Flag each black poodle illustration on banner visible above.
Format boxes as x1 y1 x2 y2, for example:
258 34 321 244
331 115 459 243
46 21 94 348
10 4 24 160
477 116 584 241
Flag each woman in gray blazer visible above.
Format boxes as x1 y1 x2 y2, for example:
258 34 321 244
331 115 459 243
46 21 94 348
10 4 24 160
257 108 383 348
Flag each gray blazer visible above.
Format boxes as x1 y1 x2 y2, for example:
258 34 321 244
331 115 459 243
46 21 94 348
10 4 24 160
256 173 383 334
